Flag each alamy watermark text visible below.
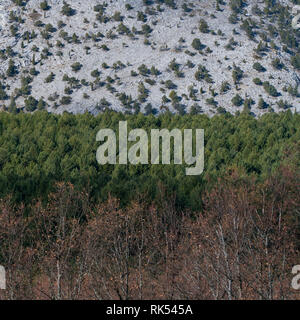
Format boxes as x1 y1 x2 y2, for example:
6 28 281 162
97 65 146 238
96 121 204 176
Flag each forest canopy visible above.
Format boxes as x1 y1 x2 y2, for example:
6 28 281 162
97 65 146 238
0 110 299 209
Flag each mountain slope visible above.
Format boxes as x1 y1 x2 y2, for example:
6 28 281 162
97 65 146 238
0 0 299 116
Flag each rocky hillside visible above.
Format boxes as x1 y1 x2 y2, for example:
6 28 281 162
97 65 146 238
0 0 299 116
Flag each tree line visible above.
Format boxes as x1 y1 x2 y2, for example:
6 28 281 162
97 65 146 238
0 110 299 209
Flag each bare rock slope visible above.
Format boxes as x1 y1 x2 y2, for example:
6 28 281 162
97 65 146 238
0 0 299 116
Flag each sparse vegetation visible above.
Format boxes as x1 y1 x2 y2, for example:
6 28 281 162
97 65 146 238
0 0 297 116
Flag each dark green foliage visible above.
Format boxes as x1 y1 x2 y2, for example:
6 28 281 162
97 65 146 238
125 4 133 10
45 23 56 33
141 24 152 35
232 94 243 106
206 98 218 107
0 113 299 210
37 98 46 110
164 0 176 9
137 11 147 22
45 72 55 83
71 62 82 72
229 0 245 14
272 58 284 70
60 96 72 105
228 13 238 24
220 81 231 94
263 81 280 97
258 97 268 109
112 11 123 22
253 62 266 72
190 104 203 115
276 99 292 110
191 38 204 51
232 64 243 84
287 84 299 97
91 69 100 78
29 67 39 76
8 96 17 113
0 82 8 100
253 78 262 86
61 1 75 16
165 80 176 89
40 1 50 11
138 64 150 76
217 107 227 114
6 59 17 77
195 65 213 83
145 103 156 115
291 54 300 70
150 66 160 76
24 96 38 111
117 23 130 35
199 19 209 33
241 19 255 40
